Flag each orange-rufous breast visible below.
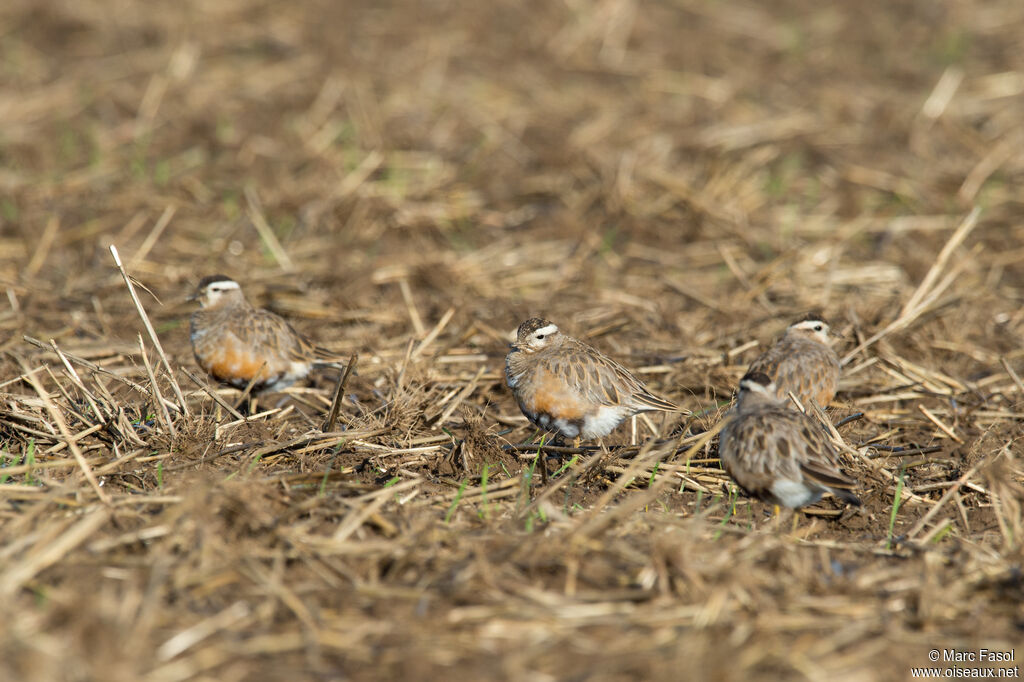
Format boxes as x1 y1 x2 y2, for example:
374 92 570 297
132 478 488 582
200 336 282 384
526 367 591 420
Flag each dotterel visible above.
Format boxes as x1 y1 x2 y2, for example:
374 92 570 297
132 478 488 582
188 275 346 393
505 317 682 443
718 371 861 509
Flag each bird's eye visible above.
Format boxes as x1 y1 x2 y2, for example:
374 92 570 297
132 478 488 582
535 334 545 340
814 324 823 331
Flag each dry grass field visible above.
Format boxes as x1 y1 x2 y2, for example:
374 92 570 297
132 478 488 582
1 0 1023 680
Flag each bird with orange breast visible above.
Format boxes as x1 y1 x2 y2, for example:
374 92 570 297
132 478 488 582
505 317 684 444
746 313 841 409
188 275 347 393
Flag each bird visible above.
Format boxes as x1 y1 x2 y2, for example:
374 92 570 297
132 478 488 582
746 313 841 409
187 275 347 393
718 371 861 509
505 317 682 444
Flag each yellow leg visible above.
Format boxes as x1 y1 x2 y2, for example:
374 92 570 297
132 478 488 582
573 437 581 450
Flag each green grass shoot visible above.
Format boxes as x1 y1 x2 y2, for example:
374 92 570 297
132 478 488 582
444 479 468 524
886 466 907 550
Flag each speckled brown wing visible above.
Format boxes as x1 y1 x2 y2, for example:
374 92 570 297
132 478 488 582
719 404 858 504
789 415 859 503
776 408 849 479
747 340 788 386
244 309 346 365
719 409 787 499
190 307 319 391
245 309 310 360
559 340 679 413
190 308 284 389
749 337 839 407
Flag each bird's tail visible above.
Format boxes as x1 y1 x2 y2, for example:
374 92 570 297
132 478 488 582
633 391 688 414
801 461 862 507
310 346 352 369
830 488 862 507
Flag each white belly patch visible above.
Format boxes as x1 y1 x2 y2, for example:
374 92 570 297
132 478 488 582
770 479 823 508
580 405 629 439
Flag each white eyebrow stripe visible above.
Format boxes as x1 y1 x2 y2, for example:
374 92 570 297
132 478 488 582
210 280 240 290
535 324 559 336
740 379 775 393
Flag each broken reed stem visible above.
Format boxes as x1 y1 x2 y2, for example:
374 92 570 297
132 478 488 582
502 443 599 455
575 418 729 537
25 215 61 277
516 448 608 518
398 278 426 337
138 335 176 438
333 478 421 542
16 361 111 504
181 368 246 421
324 353 359 432
841 207 981 366
1000 357 1024 400
22 335 178 413
233 361 268 413
245 186 296 271
41 424 104 456
395 338 416 391
432 365 485 429
917 404 963 443
131 205 177 266
412 307 455 359
109 244 190 415
48 339 109 422
904 457 988 542
0 508 111 598
43 365 90 425
0 452 104 478
901 206 980 316
156 601 252 662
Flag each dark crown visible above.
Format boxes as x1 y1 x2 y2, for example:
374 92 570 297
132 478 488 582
792 311 828 326
739 371 773 388
517 317 553 339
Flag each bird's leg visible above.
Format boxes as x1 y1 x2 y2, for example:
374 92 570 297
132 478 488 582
771 503 783 532
631 415 637 446
534 432 567 485
573 436 581 450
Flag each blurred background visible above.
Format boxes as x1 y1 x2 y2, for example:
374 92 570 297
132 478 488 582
1 0 1021 357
